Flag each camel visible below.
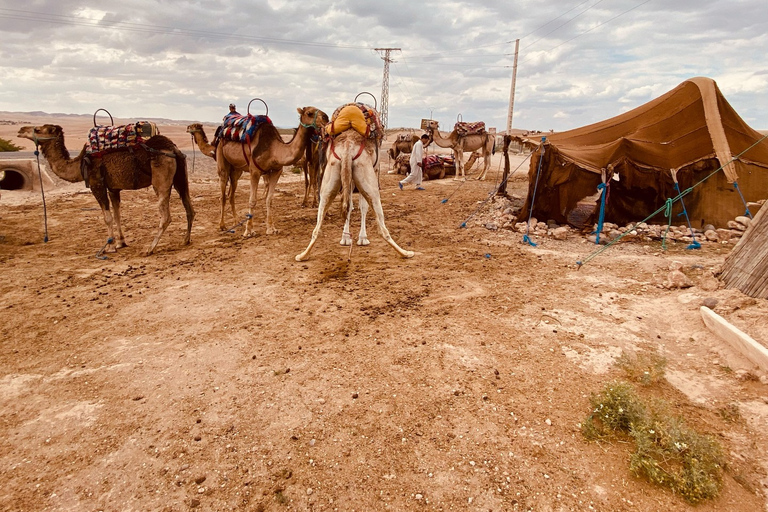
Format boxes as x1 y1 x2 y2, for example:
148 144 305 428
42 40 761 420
393 151 480 180
203 107 327 235
186 123 216 158
387 134 420 161
18 124 194 255
425 120 495 180
296 129 414 261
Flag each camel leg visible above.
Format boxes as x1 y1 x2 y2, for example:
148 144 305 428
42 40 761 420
92 184 117 253
218 165 230 231
354 167 414 259
243 170 261 238
146 162 174 256
296 163 341 261
263 170 283 235
301 159 311 208
108 189 127 249
172 152 195 246
340 196 354 246
357 195 370 246
228 169 243 228
453 148 464 180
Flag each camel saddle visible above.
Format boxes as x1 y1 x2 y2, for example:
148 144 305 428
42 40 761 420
424 154 454 170
326 103 383 141
86 121 159 156
454 121 486 136
214 113 272 144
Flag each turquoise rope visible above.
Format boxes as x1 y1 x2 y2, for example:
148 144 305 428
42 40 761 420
732 182 753 218
576 133 768 268
593 182 607 245
672 183 701 250
523 137 547 246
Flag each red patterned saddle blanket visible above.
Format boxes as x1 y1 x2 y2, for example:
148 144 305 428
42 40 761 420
86 122 159 156
424 154 455 170
214 113 272 144
454 121 486 136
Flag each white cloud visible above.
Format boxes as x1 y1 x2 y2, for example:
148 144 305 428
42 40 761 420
0 0 765 132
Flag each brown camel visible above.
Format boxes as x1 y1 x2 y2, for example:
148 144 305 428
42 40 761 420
425 120 495 180
296 129 413 261
186 123 216 158
206 106 328 234
387 134 420 161
187 122 322 209
18 124 194 255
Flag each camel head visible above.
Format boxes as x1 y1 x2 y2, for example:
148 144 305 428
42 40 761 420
17 124 64 143
186 123 204 134
425 120 440 132
297 106 329 131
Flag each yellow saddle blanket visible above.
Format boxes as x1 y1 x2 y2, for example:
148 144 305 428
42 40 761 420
326 105 368 138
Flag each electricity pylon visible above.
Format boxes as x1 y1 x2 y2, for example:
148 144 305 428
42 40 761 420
374 48 400 131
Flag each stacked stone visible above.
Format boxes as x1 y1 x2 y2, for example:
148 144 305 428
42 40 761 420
507 214 755 245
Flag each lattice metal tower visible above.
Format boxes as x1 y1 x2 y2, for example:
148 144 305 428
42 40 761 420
374 48 400 131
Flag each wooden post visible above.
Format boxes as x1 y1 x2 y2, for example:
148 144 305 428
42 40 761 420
497 135 512 196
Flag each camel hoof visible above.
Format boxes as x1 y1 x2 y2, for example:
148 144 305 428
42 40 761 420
340 236 352 246
266 228 279 235
295 254 308 262
357 238 370 246
402 250 415 258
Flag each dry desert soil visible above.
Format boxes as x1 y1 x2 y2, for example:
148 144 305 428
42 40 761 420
1 113 768 512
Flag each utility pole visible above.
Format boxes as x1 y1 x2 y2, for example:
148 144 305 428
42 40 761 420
374 48 400 131
506 39 520 135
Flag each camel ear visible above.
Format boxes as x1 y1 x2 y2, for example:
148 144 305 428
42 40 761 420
297 107 303 115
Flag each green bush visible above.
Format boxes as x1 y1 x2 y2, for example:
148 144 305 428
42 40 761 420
583 380 724 504
0 137 23 152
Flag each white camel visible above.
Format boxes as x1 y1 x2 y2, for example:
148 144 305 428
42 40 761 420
296 129 414 261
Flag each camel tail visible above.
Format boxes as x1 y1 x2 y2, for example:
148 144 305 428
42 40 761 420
172 149 190 198
491 135 497 156
340 139 353 219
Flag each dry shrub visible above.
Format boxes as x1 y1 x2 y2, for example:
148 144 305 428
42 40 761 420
583 381 724 504
616 350 667 385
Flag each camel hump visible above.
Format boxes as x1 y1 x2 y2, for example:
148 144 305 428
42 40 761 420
143 135 177 152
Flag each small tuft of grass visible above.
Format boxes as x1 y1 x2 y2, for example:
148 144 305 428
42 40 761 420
717 403 742 423
583 380 724 504
616 350 667 385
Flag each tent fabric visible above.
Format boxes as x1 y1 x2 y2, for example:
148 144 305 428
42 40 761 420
518 77 768 228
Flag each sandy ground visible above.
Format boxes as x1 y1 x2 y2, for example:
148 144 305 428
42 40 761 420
2 114 768 511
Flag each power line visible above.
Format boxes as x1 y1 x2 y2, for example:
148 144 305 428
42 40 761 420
0 8 376 51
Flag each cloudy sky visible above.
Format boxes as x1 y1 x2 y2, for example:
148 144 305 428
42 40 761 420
1 1 766 132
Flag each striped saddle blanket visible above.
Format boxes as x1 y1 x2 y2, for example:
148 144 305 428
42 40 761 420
86 122 158 155
454 121 486 136
424 154 454 170
214 113 272 144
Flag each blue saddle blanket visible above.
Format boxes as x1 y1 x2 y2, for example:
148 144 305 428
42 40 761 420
214 113 272 143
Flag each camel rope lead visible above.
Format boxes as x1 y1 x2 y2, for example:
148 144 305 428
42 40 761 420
33 142 49 243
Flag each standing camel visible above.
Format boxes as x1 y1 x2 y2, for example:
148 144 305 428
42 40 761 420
187 122 323 209
18 124 194 255
186 123 216 158
295 129 414 261
208 106 327 235
425 120 495 180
